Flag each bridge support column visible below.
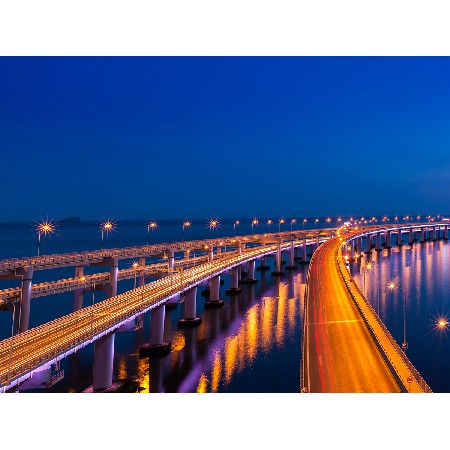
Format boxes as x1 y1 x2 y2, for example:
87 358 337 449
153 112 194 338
420 227 425 243
433 226 437 241
108 258 119 297
375 233 382 251
139 304 171 356
316 236 320 250
15 266 33 334
397 230 403 247
138 257 146 288
385 231 392 249
167 249 175 271
271 241 285 276
91 256 118 391
356 237 362 253
226 267 243 294
445 226 449 240
241 260 258 284
257 256 270 271
205 275 224 307
365 235 372 253
73 266 84 311
408 229 414 245
208 247 214 263
178 287 202 326
286 240 297 270
93 333 115 391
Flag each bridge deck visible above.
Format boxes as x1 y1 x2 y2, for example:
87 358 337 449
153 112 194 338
302 226 435 393
303 236 401 392
0 243 284 389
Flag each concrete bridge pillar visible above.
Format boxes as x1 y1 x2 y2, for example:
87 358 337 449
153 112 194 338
139 304 171 356
179 287 202 326
420 227 425 243
257 256 270 271
208 247 214 263
167 248 175 271
286 240 297 270
93 332 115 391
302 238 308 262
271 241 285 276
356 237 362 253
241 260 258 284
184 250 190 259
408 229 414 245
105 257 119 298
433 226 437 241
385 231 391 249
15 266 33 334
205 275 224 307
91 256 118 390
445 226 449 240
226 267 243 294
397 230 403 247
365 235 372 253
138 257 146 288
73 266 84 311
316 236 320 249
375 233 382 251
216 246 221 254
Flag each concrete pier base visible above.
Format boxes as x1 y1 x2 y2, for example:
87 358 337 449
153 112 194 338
204 299 225 308
139 342 171 357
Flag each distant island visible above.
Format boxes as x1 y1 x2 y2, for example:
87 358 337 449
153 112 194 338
59 216 81 223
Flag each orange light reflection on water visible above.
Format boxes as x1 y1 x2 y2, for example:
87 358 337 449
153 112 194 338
196 273 302 392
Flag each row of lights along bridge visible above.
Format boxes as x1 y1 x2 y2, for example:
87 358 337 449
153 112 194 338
33 214 446 255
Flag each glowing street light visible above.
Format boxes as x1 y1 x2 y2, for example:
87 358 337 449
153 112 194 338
209 218 220 233
100 219 116 249
437 319 448 329
267 219 273 229
182 220 191 242
132 261 139 289
278 218 285 232
234 219 240 235
147 220 157 245
34 217 57 256
325 217 332 226
291 218 297 230
315 218 319 228
251 218 259 233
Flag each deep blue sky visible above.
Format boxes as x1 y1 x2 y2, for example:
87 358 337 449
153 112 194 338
1 57 450 221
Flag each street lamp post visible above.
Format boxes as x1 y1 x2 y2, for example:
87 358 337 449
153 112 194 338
234 220 240 236
132 261 139 289
147 220 157 245
182 220 191 242
315 218 319 228
100 219 116 249
34 218 57 256
278 218 285 233
251 218 259 234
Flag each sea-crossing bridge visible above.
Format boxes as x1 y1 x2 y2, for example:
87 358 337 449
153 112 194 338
0 222 446 392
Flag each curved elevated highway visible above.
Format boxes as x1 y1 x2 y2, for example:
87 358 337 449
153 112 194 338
302 227 432 393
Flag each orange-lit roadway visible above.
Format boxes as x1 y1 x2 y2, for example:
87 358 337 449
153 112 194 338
302 230 429 393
